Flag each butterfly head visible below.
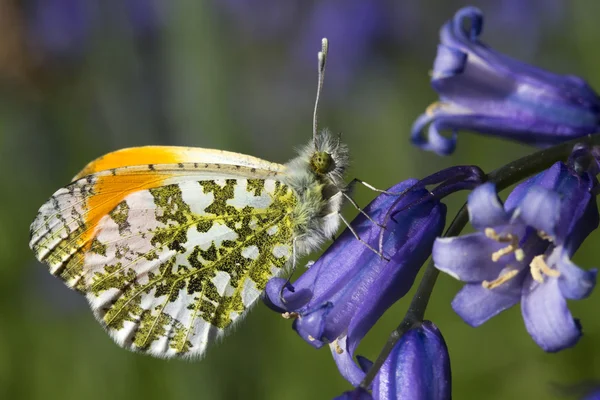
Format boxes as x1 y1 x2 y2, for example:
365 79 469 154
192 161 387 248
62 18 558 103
310 151 333 175
309 129 349 186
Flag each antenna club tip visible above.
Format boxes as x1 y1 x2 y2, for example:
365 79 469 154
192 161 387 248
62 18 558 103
321 38 329 54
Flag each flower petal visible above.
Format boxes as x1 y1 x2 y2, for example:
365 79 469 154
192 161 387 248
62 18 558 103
344 198 446 355
452 277 522 326
521 275 582 352
433 233 513 282
410 110 457 156
330 335 367 387
263 278 313 313
513 186 560 238
547 248 597 300
467 182 509 230
292 302 333 349
432 44 467 79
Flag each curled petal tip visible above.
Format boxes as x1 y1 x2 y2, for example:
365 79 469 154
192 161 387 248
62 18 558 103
410 110 457 156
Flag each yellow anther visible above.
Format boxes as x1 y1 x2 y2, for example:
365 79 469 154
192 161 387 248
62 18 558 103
515 249 525 262
333 340 344 354
491 245 517 262
426 102 442 116
307 335 316 342
485 228 512 242
482 269 520 289
485 228 522 262
529 255 560 283
537 230 553 242
281 312 299 320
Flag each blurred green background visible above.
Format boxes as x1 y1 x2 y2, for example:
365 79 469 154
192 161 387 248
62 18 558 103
2 0 600 399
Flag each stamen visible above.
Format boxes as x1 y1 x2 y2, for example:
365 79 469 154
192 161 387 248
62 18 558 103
529 255 560 283
484 228 512 242
307 335 316 342
514 249 524 262
333 340 344 354
537 230 553 242
482 269 519 289
282 312 299 320
491 246 517 262
426 102 441 116
485 228 521 262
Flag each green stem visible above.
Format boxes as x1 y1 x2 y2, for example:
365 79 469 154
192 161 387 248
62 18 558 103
360 134 600 389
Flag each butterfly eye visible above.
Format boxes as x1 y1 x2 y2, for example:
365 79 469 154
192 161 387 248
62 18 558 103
310 151 335 175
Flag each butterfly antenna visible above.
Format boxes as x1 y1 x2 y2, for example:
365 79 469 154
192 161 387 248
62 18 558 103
313 38 329 149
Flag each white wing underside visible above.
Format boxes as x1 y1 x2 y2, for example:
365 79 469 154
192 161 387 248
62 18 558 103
90 179 293 358
31 159 297 359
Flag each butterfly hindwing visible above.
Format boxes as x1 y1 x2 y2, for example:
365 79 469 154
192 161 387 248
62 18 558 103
30 162 297 358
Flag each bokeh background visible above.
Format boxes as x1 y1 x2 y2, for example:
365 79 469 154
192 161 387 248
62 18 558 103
2 1 600 399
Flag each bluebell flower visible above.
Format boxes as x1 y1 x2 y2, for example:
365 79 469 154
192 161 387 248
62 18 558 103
371 321 451 400
332 321 451 400
411 6 600 155
265 179 447 360
433 147 599 351
264 166 485 386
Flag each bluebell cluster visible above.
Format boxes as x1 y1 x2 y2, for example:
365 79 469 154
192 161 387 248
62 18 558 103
265 7 600 399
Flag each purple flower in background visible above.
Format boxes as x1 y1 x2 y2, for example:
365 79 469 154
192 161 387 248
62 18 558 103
411 7 600 155
484 0 564 55
24 0 94 61
122 0 165 38
215 0 406 92
23 0 164 62
433 146 599 351
289 0 386 90
265 179 446 359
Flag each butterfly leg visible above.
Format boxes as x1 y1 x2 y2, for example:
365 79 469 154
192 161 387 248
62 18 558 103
337 212 390 261
340 190 386 229
349 177 407 196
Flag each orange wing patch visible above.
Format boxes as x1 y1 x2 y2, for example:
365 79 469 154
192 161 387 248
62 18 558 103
30 166 174 290
83 169 173 244
74 147 184 180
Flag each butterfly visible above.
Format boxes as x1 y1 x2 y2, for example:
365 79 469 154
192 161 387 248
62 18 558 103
28 38 354 359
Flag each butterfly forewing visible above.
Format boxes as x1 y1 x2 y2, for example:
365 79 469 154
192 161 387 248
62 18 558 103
30 162 297 358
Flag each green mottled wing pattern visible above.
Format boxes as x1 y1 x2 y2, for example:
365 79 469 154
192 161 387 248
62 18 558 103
37 174 297 358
